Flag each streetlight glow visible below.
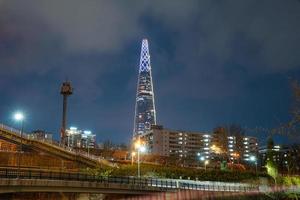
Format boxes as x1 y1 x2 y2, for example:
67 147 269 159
139 146 146 153
249 156 256 162
14 112 24 121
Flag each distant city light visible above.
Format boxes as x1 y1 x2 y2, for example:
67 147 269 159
70 127 77 130
84 130 92 134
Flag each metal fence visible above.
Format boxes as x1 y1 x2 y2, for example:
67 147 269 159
0 168 258 192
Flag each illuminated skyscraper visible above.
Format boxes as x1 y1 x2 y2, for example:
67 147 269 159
133 39 156 137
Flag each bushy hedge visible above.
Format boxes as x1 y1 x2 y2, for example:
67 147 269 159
279 176 300 186
86 163 262 183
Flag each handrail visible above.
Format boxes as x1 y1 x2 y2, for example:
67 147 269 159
0 168 258 192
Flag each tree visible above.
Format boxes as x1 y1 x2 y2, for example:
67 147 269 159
291 80 300 124
266 137 278 184
266 160 278 185
212 124 245 163
212 126 228 154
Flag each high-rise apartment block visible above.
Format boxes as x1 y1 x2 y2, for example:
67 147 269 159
65 127 96 149
141 125 258 166
141 125 210 159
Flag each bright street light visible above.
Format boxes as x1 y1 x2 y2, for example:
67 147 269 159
249 156 256 162
139 146 146 153
249 156 258 174
14 112 24 121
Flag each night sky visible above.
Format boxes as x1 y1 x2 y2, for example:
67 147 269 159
0 1 299 145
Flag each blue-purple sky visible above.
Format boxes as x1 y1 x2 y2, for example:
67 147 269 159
0 0 299 145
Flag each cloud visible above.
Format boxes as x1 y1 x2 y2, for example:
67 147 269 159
149 0 300 99
0 0 299 141
0 0 145 53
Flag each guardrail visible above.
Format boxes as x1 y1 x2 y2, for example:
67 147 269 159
0 124 103 164
0 169 258 192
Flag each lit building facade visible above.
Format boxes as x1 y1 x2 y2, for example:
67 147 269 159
140 125 211 164
226 136 258 162
141 125 258 166
65 127 96 149
242 136 258 161
133 39 156 137
258 144 300 172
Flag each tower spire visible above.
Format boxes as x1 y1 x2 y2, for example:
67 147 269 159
133 39 156 137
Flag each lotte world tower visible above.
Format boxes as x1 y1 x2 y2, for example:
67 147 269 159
133 39 157 137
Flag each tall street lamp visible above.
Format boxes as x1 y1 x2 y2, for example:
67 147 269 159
204 160 209 171
131 152 136 165
14 112 24 175
249 155 257 174
134 139 146 178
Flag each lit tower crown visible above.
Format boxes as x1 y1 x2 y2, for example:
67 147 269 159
133 39 157 137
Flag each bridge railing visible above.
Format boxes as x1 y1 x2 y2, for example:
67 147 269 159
0 124 103 163
0 168 258 192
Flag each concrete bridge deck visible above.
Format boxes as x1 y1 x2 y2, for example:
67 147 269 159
0 124 113 168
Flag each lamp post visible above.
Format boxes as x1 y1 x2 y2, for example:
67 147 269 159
134 139 146 178
14 112 24 176
204 160 209 171
249 156 257 174
131 152 136 165
198 154 208 171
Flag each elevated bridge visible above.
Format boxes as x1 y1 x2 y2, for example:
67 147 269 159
0 124 113 168
0 169 295 200
0 168 258 195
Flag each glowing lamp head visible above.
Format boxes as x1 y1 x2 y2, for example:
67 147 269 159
14 112 24 121
200 156 205 161
139 146 146 153
204 160 209 165
134 141 141 149
131 152 136 156
249 156 256 162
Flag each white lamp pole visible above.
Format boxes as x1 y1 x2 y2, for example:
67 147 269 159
137 148 140 177
134 137 146 178
14 112 24 177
